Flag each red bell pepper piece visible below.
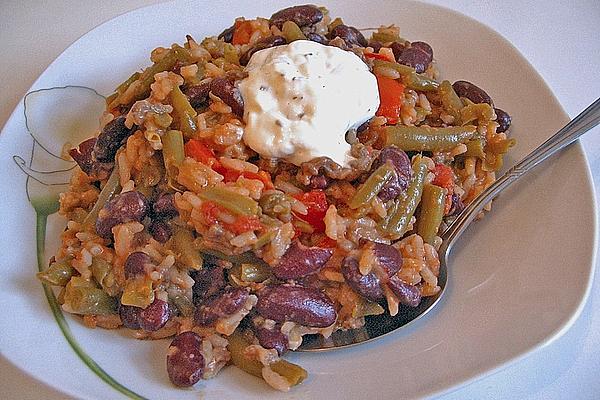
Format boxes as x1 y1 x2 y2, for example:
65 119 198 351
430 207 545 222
432 164 454 189
293 190 328 233
226 215 263 235
375 75 405 124
432 163 455 215
184 139 222 170
232 20 254 45
364 52 395 62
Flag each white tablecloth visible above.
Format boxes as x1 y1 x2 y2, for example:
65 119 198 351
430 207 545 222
1 1 599 398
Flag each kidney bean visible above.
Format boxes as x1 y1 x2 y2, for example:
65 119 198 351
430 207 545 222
342 256 384 301
272 241 333 280
356 119 371 133
239 35 286 66
256 285 336 327
218 24 235 43
124 251 151 279
309 175 330 189
270 5 324 28
388 275 421 307
209 77 244 117
342 242 403 301
184 81 211 109
93 116 134 162
153 193 178 218
306 32 328 44
191 265 226 304
254 326 289 355
494 107 512 133
448 192 464 216
369 242 403 276
118 298 170 331
328 24 368 47
397 41 433 74
95 191 149 239
368 40 383 53
149 219 172 243
138 299 171 331
390 41 406 61
167 331 205 387
373 146 412 202
69 138 97 175
195 287 249 326
452 80 493 105
119 304 141 329
411 41 433 61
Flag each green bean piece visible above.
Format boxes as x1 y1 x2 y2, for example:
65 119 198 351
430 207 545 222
483 153 503 172
198 246 266 267
384 125 477 151
240 263 271 283
293 219 314 234
349 164 396 209
439 80 464 123
270 360 308 387
105 92 118 108
487 137 516 155
464 139 486 158
120 276 154 308
379 198 400 229
460 102 495 125
253 231 276 250
37 258 75 286
82 166 121 231
329 17 344 30
227 264 243 287
404 73 440 92
198 187 259 216
417 184 446 244
135 45 191 100
223 43 240 65
381 156 428 236
116 71 141 94
371 31 402 43
170 293 195 317
172 228 203 270
228 331 263 377
352 299 385 318
183 62 205 86
106 72 141 107
228 331 307 387
374 59 413 75
162 129 185 190
170 86 197 138
259 192 292 219
282 21 307 42
373 60 439 91
91 257 114 291
64 277 118 315
108 45 191 109
483 138 516 172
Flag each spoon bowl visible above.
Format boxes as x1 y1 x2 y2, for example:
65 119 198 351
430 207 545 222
299 97 600 351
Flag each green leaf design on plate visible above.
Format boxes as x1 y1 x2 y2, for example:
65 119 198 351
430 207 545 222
36 213 148 400
16 86 148 400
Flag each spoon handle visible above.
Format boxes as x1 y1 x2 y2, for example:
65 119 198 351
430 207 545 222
440 97 600 250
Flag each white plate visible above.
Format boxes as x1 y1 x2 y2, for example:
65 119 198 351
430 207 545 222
0 1 596 399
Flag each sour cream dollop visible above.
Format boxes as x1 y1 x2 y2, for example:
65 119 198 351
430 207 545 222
239 40 380 167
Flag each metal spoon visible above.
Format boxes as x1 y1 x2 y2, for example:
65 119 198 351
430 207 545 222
300 97 600 351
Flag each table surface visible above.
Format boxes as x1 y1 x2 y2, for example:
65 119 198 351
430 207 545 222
1 1 599 399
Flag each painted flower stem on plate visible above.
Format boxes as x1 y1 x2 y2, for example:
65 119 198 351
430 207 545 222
36 212 148 400
18 86 147 400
